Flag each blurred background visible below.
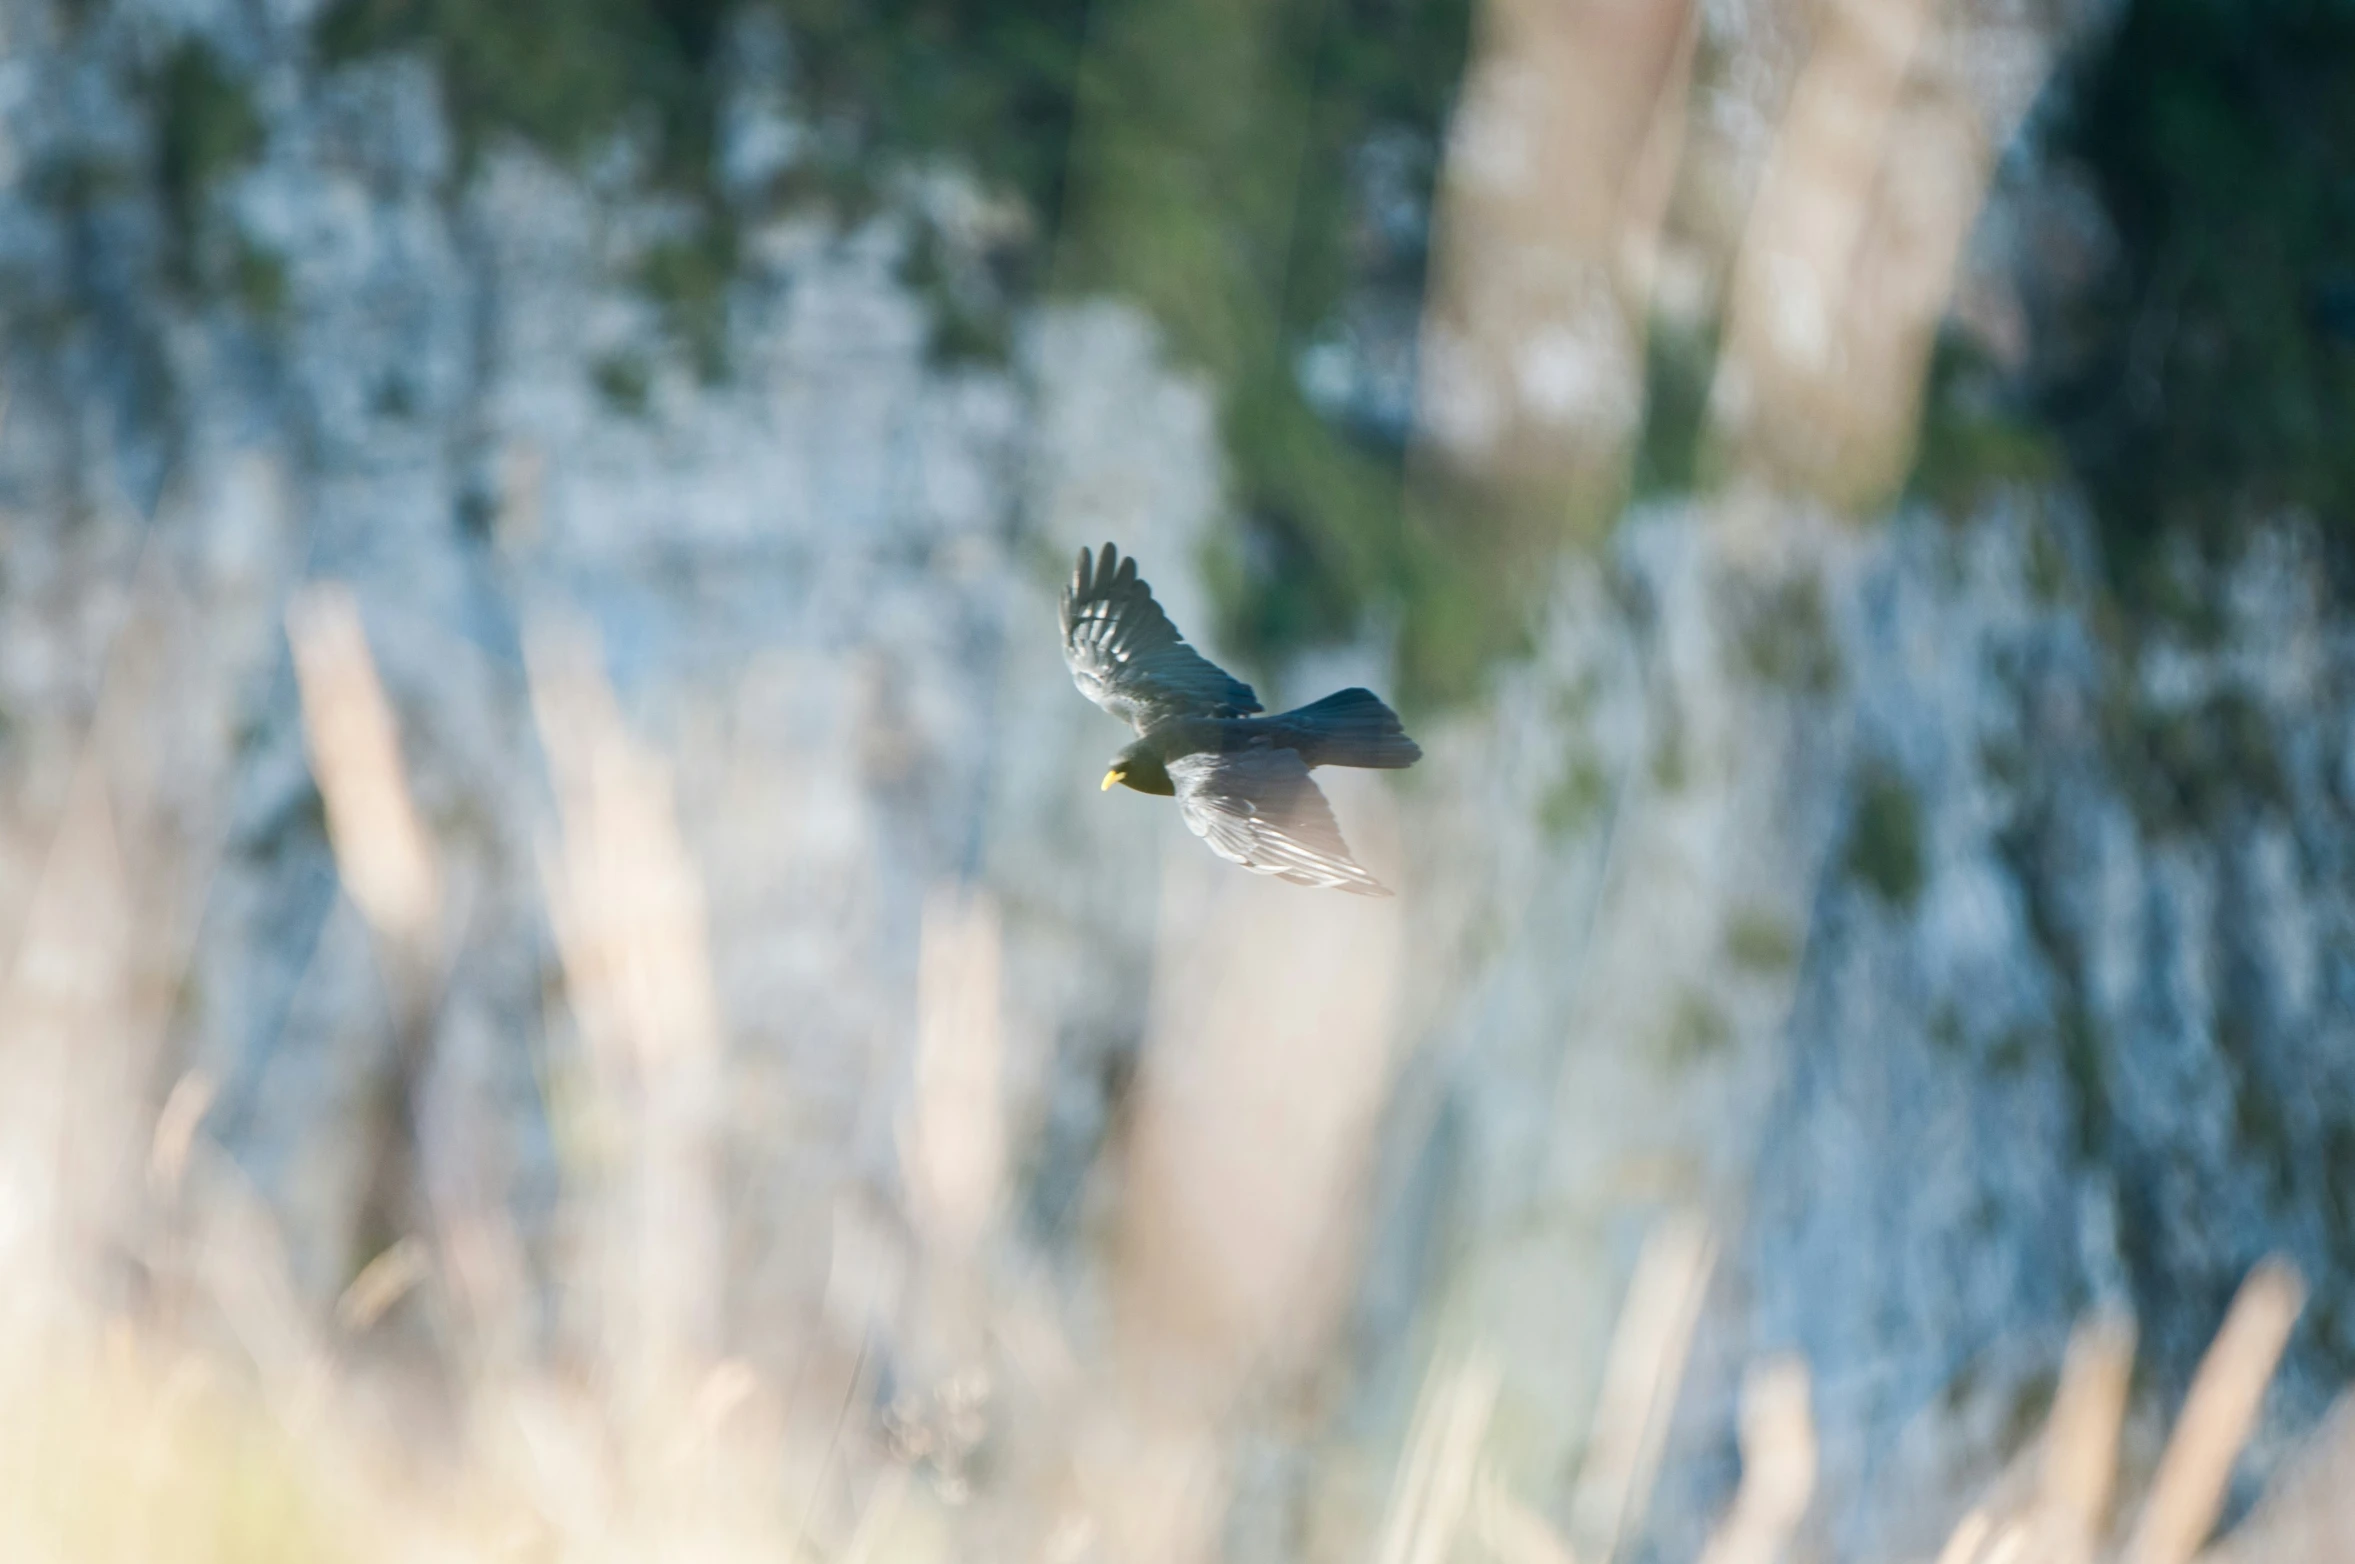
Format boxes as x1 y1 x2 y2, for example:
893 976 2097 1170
1 0 2353 1558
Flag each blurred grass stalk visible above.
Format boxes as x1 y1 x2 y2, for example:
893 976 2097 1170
0 577 2345 1564
1695 1356 1815 1564
0 476 276 1335
287 583 446 1292
526 609 727 1450
1379 1349 1502 1564
1568 1211 1716 1560
1064 843 1404 1562
1415 0 1694 522
1398 0 2074 1549
2029 1311 2136 1564
1931 1261 2305 1564
2125 1260 2304 1564
900 883 1007 1376
1422 0 2057 543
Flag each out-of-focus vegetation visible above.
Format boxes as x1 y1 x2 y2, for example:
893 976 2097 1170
314 0 737 180
151 39 259 279
2031 0 2355 606
1905 337 2064 517
1049 0 1472 703
1632 321 1720 502
103 0 2355 705
1845 758 1926 911
306 0 1478 699
149 37 285 315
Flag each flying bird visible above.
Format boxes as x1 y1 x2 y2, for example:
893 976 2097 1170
1060 542 1420 895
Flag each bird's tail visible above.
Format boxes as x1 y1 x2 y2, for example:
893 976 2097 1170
1281 687 1422 769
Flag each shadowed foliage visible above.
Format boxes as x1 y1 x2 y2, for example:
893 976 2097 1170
2033 0 2355 600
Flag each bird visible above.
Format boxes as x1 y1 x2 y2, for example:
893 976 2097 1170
1059 541 1421 895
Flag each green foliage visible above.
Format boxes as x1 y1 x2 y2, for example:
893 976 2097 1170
229 235 289 321
1907 333 2061 514
30 150 137 212
2000 1368 2062 1459
316 0 738 376
315 0 732 182
1987 1023 2034 1077
2110 688 2288 835
1056 0 1478 708
2324 1117 2355 1281
776 0 1091 221
150 38 265 294
1539 752 1609 841
2219 1010 2295 1205
1728 572 1842 696
2058 1002 2107 1162
593 351 652 414
636 216 738 381
1632 319 1719 499
2037 0 2355 597
1649 701 1689 792
898 218 1015 366
1660 986 1733 1067
1385 494 1556 712
1846 760 1925 909
306 0 1090 390
1725 905 1801 974
307 0 1487 695
2021 512 2071 603
371 372 418 419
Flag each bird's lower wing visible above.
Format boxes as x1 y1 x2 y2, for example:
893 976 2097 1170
1169 747 1391 896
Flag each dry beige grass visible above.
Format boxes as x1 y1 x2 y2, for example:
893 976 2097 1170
0 586 2344 1564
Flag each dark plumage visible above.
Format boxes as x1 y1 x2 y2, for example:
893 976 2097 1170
1059 542 1421 895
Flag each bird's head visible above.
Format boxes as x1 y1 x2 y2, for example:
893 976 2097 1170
1101 742 1174 796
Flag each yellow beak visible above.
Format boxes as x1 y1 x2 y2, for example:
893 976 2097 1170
1101 768 1122 791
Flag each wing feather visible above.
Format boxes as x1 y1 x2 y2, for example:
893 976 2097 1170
1169 745 1390 895
1061 542 1260 733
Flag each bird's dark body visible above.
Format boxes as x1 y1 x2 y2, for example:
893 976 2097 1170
1059 542 1421 894
1112 702 1418 797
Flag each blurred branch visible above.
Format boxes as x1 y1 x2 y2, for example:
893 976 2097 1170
2124 1259 2305 1564
2033 1312 2136 1563
1417 0 1696 517
1934 1509 1997 1564
0 458 287 1319
526 609 725 1419
1711 0 1935 503
2198 1392 2355 1563
1710 0 2056 512
286 585 441 955
1568 1210 1716 1561
1697 1355 1816 1564
146 1069 216 1200
1378 1348 1503 1564
1115 845 1402 1395
286 582 444 1285
334 1235 431 1336
1475 1469 1584 1564
897 881 1008 1428
902 883 1007 1265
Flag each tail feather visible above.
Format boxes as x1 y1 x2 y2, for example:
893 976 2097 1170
1281 687 1421 770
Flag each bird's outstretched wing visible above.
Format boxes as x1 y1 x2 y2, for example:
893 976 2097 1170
1169 745 1390 895
1061 542 1260 733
